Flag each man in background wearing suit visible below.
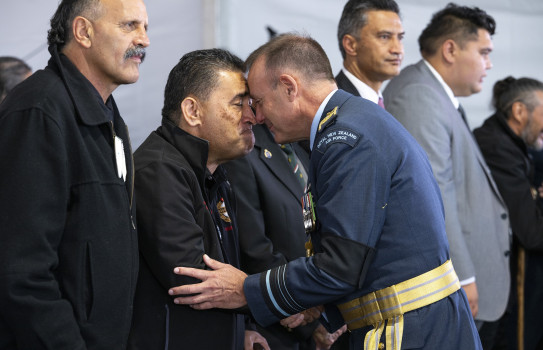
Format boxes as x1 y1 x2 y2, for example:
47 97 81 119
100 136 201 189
335 0 404 106
383 4 511 348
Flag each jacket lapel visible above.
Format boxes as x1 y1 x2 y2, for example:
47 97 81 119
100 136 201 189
335 70 360 97
254 125 305 200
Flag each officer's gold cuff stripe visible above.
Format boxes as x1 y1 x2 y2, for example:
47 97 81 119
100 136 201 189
337 260 460 350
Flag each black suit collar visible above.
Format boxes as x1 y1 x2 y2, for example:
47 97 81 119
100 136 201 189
253 124 307 199
335 70 360 97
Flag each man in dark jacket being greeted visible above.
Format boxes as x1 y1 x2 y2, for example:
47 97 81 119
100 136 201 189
127 49 269 350
0 0 149 349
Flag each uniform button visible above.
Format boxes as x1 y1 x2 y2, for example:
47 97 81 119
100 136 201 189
378 343 385 350
501 213 508 219
504 250 510 257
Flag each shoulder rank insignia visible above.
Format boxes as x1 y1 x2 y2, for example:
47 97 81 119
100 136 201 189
264 149 272 158
318 106 338 132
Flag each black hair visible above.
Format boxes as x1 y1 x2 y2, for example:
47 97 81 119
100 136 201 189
418 3 495 56
162 49 245 124
337 0 400 59
492 76 543 118
47 0 102 50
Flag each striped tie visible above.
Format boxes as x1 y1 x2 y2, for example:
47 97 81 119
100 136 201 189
281 144 306 189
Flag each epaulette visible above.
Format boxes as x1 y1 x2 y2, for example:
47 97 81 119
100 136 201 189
318 106 338 133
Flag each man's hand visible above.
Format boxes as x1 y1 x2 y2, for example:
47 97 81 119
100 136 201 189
279 306 323 329
169 254 248 309
244 330 270 350
301 306 322 324
462 282 479 318
313 324 347 350
280 313 305 329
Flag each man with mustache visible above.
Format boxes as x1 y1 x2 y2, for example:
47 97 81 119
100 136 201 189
127 49 269 350
474 77 543 350
383 4 510 347
335 0 404 108
0 0 149 348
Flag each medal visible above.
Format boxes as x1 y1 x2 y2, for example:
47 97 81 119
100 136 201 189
305 240 314 258
302 184 316 257
302 185 316 234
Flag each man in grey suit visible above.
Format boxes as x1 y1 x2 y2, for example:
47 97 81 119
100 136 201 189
335 0 404 106
383 4 510 348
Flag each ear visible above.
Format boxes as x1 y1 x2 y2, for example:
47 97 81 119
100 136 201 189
511 101 528 125
72 16 93 48
441 39 457 64
278 74 298 102
342 34 358 57
180 97 203 127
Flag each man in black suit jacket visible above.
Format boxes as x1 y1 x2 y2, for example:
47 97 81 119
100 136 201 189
335 0 404 105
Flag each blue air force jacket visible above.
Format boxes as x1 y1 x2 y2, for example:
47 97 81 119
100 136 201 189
243 90 480 349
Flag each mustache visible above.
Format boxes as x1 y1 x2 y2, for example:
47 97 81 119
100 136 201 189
124 46 146 62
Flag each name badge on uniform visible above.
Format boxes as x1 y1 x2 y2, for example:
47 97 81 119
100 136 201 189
114 136 127 182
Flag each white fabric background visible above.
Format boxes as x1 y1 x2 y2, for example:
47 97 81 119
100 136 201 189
1 0 542 148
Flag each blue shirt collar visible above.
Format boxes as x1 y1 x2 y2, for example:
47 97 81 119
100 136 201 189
310 89 338 150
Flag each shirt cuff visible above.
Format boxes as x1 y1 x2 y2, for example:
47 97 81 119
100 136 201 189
459 276 476 286
244 272 281 327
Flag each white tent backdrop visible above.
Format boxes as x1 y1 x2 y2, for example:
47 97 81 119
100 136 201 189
1 0 542 148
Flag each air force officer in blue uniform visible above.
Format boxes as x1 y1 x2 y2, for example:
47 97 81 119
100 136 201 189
168 34 481 350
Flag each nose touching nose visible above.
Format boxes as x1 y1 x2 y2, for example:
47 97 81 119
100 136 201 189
243 102 257 124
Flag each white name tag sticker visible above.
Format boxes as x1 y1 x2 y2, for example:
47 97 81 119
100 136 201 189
114 136 127 182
